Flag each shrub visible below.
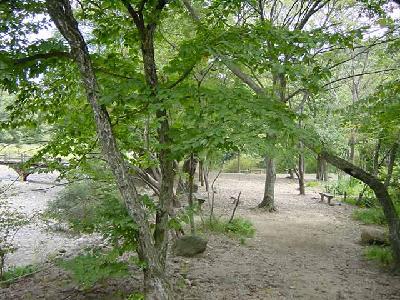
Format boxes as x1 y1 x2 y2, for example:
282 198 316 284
325 177 364 196
364 245 393 266
200 217 255 240
44 180 140 251
59 248 130 289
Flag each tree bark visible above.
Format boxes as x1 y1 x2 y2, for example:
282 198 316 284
348 131 356 163
45 1 172 298
320 150 400 267
199 160 204 186
316 155 328 181
298 144 305 195
187 154 197 234
258 156 276 211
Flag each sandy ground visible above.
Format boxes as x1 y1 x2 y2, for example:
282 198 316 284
0 166 99 269
1 170 400 299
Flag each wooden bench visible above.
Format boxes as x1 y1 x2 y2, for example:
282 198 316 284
319 192 334 206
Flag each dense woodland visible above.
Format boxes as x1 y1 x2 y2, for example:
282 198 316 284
1 0 400 299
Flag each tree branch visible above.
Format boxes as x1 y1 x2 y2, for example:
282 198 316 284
322 68 398 88
168 62 196 89
12 51 71 65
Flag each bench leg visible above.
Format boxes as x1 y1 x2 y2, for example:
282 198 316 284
320 195 324 203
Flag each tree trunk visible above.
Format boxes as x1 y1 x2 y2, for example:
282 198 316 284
320 150 400 267
46 1 173 297
385 141 399 188
372 138 382 176
187 154 197 234
258 71 285 209
298 146 305 195
237 151 240 173
316 155 328 181
288 168 295 179
199 160 204 186
258 156 276 211
348 131 356 163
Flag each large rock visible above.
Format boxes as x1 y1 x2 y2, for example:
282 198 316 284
173 235 207 257
360 227 389 245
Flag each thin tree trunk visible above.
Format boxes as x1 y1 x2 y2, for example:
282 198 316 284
258 156 276 211
298 144 305 195
316 155 328 181
46 1 172 298
237 151 240 173
348 131 356 163
204 162 210 192
188 154 196 235
199 160 204 186
373 138 382 176
288 168 295 179
384 140 399 188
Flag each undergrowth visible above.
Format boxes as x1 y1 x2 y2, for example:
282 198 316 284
364 245 394 267
58 248 130 289
200 217 255 242
352 208 387 225
305 181 319 188
0 264 38 284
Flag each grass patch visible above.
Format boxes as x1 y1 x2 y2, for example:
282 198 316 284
58 249 130 289
352 208 386 225
342 197 358 206
223 156 263 173
1 264 39 283
364 245 393 267
305 181 319 188
200 217 255 242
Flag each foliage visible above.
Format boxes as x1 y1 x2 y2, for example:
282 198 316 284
200 217 255 241
44 179 139 252
222 155 263 173
305 181 320 188
325 177 365 196
364 245 394 267
352 208 387 225
58 248 130 289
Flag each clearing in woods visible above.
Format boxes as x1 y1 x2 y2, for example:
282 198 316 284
1 171 400 299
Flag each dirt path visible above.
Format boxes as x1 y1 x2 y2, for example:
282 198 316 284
181 173 400 299
1 172 400 299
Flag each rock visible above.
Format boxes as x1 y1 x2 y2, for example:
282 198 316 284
173 235 207 257
360 227 389 245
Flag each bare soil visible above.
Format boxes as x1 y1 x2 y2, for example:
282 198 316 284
1 171 400 299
